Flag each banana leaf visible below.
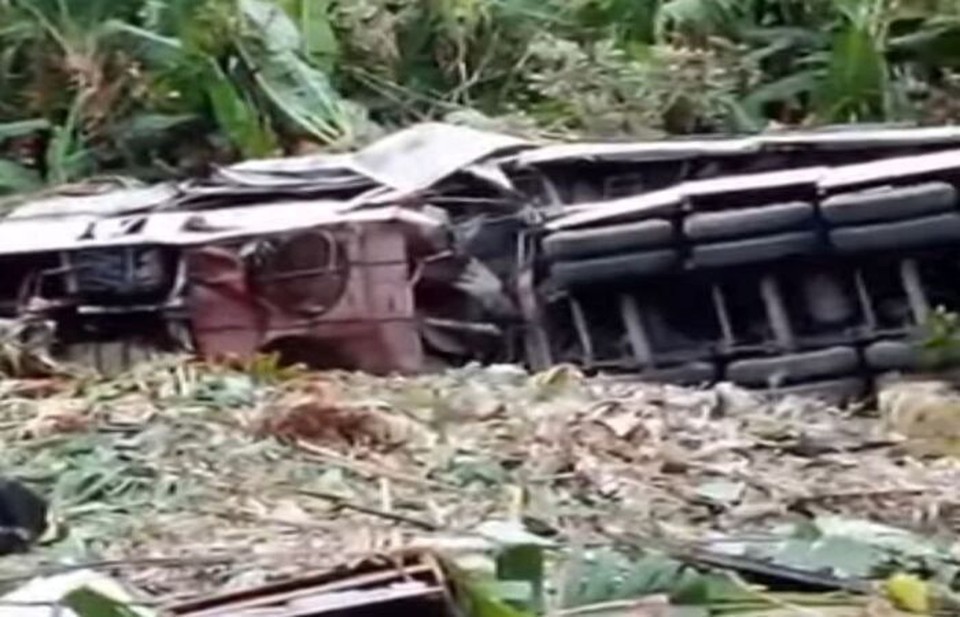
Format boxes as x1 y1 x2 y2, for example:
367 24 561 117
0 159 41 195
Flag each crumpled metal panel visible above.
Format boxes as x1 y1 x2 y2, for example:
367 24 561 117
170 551 454 617
348 122 529 192
5 183 177 220
0 203 443 255
183 123 529 207
186 221 423 374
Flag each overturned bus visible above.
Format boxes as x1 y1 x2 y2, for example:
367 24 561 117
4 123 960 399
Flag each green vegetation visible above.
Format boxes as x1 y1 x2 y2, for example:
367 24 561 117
0 0 959 191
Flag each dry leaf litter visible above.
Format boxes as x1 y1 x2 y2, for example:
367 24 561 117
1 360 959 604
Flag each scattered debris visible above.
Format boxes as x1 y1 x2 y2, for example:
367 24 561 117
169 550 455 617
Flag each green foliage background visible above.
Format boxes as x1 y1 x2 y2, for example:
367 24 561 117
1 0 959 192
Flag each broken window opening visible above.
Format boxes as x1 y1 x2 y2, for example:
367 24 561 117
780 263 865 346
858 258 917 334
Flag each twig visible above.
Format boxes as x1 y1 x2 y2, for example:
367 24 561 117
798 486 931 503
296 488 441 531
294 440 458 491
196 506 334 532
0 556 238 585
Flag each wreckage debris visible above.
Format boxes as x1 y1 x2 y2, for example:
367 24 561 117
7 124 960 393
169 551 455 617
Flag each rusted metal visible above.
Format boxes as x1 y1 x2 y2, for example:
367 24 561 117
187 222 422 374
169 550 456 617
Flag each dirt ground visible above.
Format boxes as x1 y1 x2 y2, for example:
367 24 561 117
1 360 958 608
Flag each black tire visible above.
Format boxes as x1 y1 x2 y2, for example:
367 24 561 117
727 346 859 386
643 362 717 385
691 232 819 269
550 250 679 288
684 201 814 242
822 182 957 226
754 377 867 405
543 219 674 261
830 212 960 254
864 340 921 371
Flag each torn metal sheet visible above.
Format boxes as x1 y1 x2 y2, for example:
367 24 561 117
349 122 530 192
0 203 443 255
217 124 531 196
174 179 377 212
184 125 531 211
170 551 455 617
462 162 517 194
5 183 177 220
202 167 371 190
